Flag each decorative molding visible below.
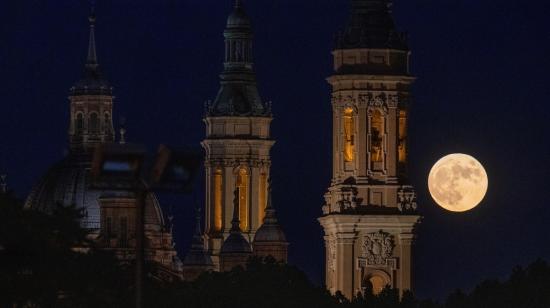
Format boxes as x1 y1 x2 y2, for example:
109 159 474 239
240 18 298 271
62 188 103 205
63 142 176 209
360 231 395 266
397 186 417 213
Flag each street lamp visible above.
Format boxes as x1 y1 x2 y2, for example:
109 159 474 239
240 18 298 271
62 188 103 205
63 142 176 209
91 143 202 308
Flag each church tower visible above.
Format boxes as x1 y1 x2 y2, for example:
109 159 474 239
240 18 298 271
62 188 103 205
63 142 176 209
68 11 115 154
318 0 421 299
202 0 273 267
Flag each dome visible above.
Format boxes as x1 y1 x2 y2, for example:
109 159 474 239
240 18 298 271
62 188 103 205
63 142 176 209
24 154 165 230
226 6 251 29
254 223 287 243
220 232 252 254
253 204 287 243
70 68 112 96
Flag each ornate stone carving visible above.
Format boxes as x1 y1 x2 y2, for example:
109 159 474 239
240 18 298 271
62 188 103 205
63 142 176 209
328 240 336 272
397 186 417 213
360 231 395 266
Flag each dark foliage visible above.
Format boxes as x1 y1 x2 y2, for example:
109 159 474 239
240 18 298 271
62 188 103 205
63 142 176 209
2 191 550 307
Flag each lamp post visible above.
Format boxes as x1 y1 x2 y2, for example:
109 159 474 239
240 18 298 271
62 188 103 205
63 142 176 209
92 143 202 308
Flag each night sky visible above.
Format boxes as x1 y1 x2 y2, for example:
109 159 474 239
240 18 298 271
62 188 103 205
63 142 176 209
2 0 550 300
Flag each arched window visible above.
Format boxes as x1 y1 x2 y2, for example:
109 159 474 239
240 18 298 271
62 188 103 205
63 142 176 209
343 108 355 162
398 110 407 163
370 110 384 163
89 113 99 134
258 172 268 222
104 112 111 133
236 168 249 231
368 275 387 295
76 113 84 134
213 168 223 232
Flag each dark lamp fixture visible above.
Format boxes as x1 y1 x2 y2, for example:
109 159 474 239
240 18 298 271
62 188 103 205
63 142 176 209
150 144 203 193
91 143 146 182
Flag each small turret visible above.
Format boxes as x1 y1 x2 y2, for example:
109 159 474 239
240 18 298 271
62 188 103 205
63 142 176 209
253 181 288 262
182 206 214 280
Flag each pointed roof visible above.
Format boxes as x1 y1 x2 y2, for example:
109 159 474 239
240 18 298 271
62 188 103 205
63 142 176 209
183 206 214 267
70 9 112 96
220 189 252 254
254 181 287 243
336 0 408 50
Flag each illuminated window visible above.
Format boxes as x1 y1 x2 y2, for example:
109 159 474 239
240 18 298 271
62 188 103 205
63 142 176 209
398 110 407 163
370 110 384 163
259 172 268 222
213 168 223 232
76 113 84 134
236 168 249 231
369 275 387 295
343 108 355 162
90 113 99 134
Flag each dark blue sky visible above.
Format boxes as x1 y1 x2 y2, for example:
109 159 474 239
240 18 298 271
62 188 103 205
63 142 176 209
1 0 550 300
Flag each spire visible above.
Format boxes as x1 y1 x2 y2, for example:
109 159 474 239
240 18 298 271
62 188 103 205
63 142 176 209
230 188 241 232
86 8 98 69
70 5 111 96
190 205 205 250
263 179 278 224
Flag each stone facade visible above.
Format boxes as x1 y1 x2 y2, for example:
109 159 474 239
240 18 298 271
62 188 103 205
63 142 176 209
318 0 421 299
201 1 278 270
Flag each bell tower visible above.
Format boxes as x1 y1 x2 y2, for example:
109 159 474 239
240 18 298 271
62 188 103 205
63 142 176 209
318 0 421 299
68 10 115 154
202 0 273 267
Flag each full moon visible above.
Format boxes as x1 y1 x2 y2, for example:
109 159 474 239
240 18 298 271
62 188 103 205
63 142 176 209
428 153 488 212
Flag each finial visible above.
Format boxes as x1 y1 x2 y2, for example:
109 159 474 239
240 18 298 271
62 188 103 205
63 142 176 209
262 177 278 224
0 174 7 194
119 117 126 144
234 0 242 9
266 177 274 210
231 188 241 231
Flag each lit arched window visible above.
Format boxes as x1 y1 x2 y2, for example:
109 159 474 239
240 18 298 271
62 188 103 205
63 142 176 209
368 275 387 295
370 110 384 163
76 113 84 134
343 108 355 162
398 110 407 163
259 172 268 222
89 113 99 134
236 168 249 231
213 168 223 232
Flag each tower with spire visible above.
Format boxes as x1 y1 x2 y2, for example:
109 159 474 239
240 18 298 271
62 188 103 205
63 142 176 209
202 0 274 268
24 8 181 280
68 9 114 154
318 0 421 299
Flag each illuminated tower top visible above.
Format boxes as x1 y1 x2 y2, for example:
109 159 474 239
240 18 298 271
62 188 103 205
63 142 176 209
205 0 271 117
68 9 115 153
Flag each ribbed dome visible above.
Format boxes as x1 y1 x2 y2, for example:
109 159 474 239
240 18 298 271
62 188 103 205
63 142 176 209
24 155 165 230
